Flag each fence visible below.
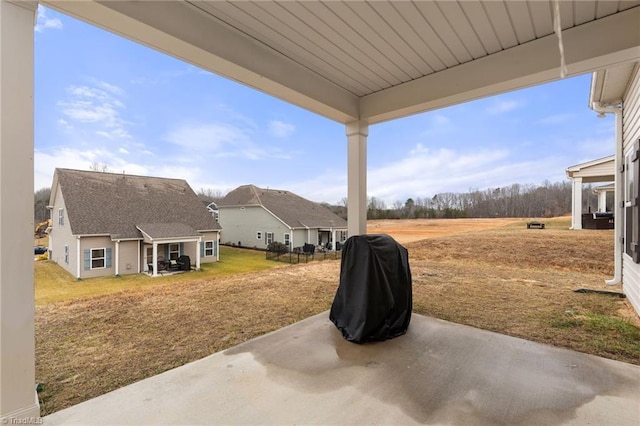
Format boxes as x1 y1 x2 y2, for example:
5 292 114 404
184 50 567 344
266 250 341 264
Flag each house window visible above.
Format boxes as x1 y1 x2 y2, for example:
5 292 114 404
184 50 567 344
284 233 290 246
64 245 69 264
168 243 180 260
256 231 262 240
58 208 64 225
91 248 106 269
205 241 215 256
266 232 274 245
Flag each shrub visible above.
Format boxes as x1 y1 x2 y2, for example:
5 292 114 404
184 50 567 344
267 241 288 253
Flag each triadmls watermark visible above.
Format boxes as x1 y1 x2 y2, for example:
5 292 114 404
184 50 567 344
1 417 43 425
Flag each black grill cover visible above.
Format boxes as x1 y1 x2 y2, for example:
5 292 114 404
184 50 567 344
330 234 412 343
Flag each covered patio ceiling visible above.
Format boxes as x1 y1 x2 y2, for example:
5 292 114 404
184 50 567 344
46 1 640 124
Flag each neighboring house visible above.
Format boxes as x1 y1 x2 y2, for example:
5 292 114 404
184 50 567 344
217 184 347 251
588 61 640 317
566 155 615 229
48 168 221 278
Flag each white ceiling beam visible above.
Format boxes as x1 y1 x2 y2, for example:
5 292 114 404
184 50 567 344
361 7 640 124
44 0 360 123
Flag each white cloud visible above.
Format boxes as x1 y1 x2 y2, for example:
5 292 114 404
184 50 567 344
283 144 572 205
486 100 523 115
165 122 291 160
268 120 295 138
537 113 576 125
57 82 131 140
35 7 63 33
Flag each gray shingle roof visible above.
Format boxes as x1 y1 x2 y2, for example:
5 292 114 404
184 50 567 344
54 169 221 239
218 184 347 229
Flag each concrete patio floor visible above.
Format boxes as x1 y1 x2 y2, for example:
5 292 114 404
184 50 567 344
44 312 640 425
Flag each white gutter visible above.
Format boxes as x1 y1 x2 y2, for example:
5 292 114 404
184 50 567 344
592 101 622 286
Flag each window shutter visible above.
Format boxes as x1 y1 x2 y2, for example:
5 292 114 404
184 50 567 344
632 140 640 263
179 242 184 255
106 248 112 268
84 249 90 270
200 242 205 257
214 241 218 257
164 245 169 259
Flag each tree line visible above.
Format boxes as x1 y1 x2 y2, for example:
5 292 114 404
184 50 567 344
323 181 604 220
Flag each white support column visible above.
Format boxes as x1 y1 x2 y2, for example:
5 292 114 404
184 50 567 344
571 177 583 230
152 242 158 277
76 237 81 279
115 241 120 276
0 0 40 421
346 120 368 236
597 190 607 212
196 239 201 270
331 229 336 251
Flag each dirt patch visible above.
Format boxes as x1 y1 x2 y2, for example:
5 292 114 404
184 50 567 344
368 218 524 244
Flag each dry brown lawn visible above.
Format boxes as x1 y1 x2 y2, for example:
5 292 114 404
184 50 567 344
36 217 640 416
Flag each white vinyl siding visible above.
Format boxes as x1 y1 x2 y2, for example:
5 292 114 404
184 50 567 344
621 66 640 316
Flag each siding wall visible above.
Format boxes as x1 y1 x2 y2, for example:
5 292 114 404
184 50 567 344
218 206 288 249
48 185 77 277
199 231 220 263
116 240 140 275
79 236 114 279
622 65 640 315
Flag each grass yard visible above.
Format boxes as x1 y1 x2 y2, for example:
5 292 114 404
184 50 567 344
36 245 283 305
36 217 640 416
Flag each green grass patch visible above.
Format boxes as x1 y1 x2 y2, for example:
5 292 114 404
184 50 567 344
35 246 282 305
551 309 640 360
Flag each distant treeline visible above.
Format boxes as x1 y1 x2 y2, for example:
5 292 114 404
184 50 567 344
322 181 605 220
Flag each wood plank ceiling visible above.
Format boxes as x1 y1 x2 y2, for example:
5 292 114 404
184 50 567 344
191 0 639 97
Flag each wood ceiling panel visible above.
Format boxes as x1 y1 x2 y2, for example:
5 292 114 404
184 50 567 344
573 0 597 25
410 1 467 66
459 1 503 54
483 1 519 50
296 2 404 90
199 1 376 95
344 2 422 80
504 1 536 44
596 0 622 18
438 1 487 59
368 2 436 75
319 1 409 86
557 0 575 29
415 2 473 64
527 0 554 37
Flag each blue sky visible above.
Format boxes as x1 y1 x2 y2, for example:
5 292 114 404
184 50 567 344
34 6 614 206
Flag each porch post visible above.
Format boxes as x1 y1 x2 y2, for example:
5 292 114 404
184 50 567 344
0 0 40 421
346 120 368 236
597 190 607 212
331 229 336 251
196 239 201 270
114 240 120 275
152 242 158 277
571 177 583 230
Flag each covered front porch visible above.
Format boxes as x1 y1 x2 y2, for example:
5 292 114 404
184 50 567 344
44 312 640 425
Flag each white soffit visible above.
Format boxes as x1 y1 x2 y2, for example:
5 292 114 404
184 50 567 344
46 1 640 124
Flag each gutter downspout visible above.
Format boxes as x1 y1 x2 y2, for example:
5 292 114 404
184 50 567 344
593 102 623 285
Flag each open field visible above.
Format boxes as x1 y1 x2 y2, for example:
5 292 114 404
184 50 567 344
36 217 639 415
